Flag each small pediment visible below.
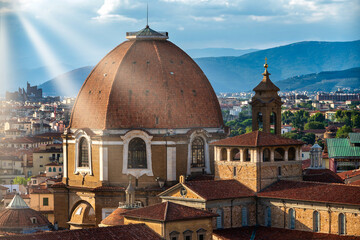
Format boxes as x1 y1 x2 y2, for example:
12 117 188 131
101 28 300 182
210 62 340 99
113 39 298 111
158 183 205 201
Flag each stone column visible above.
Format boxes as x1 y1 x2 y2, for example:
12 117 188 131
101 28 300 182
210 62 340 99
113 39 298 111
227 148 231 161
270 148 275 162
284 149 288 161
240 149 244 162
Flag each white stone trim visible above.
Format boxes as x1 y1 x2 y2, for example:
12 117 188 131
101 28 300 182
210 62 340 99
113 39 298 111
121 130 153 178
167 147 177 181
74 130 93 176
63 144 67 178
99 146 108 181
187 129 211 175
70 127 224 136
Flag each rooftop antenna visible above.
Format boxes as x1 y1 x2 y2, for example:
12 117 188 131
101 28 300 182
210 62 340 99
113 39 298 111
146 3 149 28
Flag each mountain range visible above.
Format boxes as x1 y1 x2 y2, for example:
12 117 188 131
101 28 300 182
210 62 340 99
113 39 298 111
38 40 360 96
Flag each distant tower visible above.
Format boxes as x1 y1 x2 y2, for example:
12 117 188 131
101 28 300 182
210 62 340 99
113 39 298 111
310 143 324 168
250 58 282 135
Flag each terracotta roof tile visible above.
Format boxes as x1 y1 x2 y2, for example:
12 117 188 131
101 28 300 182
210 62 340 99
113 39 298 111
349 180 360 186
0 208 51 229
213 226 360 240
303 169 344 183
70 37 223 130
100 208 128 226
184 180 255 200
258 180 360 205
122 201 217 222
211 130 304 147
338 169 360 180
0 224 161 240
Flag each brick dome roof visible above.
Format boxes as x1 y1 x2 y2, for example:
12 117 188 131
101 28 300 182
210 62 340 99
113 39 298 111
70 27 223 130
0 194 51 232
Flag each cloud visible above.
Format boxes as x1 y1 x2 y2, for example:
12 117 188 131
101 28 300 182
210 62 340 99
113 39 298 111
191 15 226 22
93 0 138 22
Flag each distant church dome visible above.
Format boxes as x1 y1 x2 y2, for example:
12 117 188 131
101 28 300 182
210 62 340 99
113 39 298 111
70 26 223 130
0 194 51 234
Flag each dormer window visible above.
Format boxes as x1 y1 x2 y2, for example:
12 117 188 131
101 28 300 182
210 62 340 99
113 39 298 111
30 217 37 224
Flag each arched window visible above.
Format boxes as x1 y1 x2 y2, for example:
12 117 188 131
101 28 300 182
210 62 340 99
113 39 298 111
48 167 52 172
313 211 320 232
263 148 270 162
274 148 285 161
59 167 62 172
270 112 277 134
339 213 346 235
265 206 271 227
231 148 240 161
242 207 248 226
216 209 224 229
288 147 296 161
53 167 56 172
244 149 251 162
289 208 295 229
257 112 263 130
128 138 147 169
191 137 205 167
79 137 89 167
220 148 227 161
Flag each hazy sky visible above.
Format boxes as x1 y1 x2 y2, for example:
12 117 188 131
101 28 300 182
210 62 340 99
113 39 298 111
0 0 359 90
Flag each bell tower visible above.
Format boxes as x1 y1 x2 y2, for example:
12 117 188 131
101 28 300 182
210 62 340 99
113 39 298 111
250 58 282 135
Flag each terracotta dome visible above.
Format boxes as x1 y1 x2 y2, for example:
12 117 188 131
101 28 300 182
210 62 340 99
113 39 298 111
70 26 223 130
0 194 51 233
100 207 129 226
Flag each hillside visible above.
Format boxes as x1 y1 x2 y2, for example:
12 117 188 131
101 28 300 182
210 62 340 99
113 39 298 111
185 48 258 58
276 67 360 92
194 40 360 92
38 40 360 96
39 66 93 97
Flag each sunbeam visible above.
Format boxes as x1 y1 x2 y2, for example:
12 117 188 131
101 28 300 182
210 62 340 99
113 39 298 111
0 13 10 95
16 13 75 97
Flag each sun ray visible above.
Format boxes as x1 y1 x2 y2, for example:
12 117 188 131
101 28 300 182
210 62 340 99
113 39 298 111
16 13 75 97
0 12 10 95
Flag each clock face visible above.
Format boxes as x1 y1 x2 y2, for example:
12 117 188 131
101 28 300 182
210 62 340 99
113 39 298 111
180 187 187 197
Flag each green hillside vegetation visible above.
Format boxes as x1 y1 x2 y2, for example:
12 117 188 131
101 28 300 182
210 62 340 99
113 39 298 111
276 67 360 91
194 40 360 92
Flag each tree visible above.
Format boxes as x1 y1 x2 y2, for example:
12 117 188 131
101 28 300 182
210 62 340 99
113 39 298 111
304 121 325 130
336 125 353 138
310 112 325 122
282 132 301 140
12 176 31 187
292 110 310 130
352 114 360 128
301 133 316 145
282 111 294 125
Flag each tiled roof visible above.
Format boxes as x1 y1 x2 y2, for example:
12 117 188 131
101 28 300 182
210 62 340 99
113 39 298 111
92 186 125 192
0 224 161 240
349 133 360 144
253 68 280 92
212 226 360 240
338 169 360 180
258 180 360 205
0 208 51 229
45 162 61 166
211 130 304 147
122 201 217 222
69 35 223 130
327 138 360 158
0 186 8 190
303 169 344 183
302 159 311 170
184 180 255 200
301 144 312 152
100 208 128 226
349 179 360 186
50 182 66 188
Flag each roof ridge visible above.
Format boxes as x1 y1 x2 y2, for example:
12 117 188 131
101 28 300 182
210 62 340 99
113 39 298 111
163 201 169 221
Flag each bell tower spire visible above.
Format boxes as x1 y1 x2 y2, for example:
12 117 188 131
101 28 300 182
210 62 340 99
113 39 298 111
250 58 282 135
